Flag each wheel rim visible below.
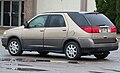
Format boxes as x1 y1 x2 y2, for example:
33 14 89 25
9 41 19 54
66 44 77 59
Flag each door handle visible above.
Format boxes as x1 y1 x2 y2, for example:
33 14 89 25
40 30 44 32
62 30 66 31
8 12 11 17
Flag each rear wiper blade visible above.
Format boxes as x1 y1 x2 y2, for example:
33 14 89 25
97 24 106 26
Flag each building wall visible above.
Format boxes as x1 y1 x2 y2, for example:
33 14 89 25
87 0 96 12
81 0 87 11
36 0 81 14
24 0 96 21
0 0 96 27
36 0 96 14
24 0 37 21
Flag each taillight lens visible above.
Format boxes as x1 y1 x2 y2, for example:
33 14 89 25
80 26 99 33
81 26 116 33
92 26 100 33
80 26 92 33
110 26 116 32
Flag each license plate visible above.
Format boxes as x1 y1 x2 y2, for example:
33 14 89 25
100 27 109 33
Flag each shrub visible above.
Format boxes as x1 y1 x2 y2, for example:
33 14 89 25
116 0 120 33
95 0 116 24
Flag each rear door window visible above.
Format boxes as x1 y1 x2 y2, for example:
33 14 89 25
47 15 66 27
84 14 114 26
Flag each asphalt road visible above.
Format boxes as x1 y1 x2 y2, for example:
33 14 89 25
0 36 120 73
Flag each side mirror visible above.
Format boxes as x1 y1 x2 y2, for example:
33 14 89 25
24 21 29 28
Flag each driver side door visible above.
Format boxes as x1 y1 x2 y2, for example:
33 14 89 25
21 15 48 50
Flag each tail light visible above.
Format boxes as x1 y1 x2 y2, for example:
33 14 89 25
110 26 116 32
80 26 99 33
81 26 116 33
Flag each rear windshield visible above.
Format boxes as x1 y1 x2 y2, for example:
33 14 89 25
84 14 114 26
68 12 90 26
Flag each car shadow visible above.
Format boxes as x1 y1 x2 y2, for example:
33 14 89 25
2 52 111 63
19 53 110 62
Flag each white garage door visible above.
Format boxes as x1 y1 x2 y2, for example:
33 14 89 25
36 0 81 14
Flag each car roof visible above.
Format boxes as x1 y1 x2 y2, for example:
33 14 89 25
44 11 99 14
32 11 100 20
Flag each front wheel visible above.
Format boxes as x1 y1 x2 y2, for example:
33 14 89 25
94 52 110 59
64 41 81 60
7 38 23 56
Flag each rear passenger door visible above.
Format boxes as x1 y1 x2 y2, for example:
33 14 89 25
44 14 68 50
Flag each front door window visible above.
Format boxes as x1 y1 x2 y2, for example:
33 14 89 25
29 16 48 28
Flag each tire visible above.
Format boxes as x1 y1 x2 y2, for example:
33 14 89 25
64 41 81 60
7 38 23 56
38 51 49 56
94 52 110 59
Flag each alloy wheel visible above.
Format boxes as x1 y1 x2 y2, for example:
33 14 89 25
66 44 77 59
9 41 19 54
8 38 23 56
65 42 81 60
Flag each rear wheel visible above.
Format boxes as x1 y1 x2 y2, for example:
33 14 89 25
64 41 81 60
7 38 23 56
94 52 109 59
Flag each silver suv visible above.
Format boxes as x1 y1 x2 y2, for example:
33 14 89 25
2 12 118 60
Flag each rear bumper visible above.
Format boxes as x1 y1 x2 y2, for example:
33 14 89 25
79 38 118 53
82 43 118 53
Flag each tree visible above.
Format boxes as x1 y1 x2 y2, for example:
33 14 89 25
95 0 116 24
95 0 108 14
116 0 120 33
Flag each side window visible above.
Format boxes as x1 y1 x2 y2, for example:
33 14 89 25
29 16 48 28
68 12 90 27
48 15 66 27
